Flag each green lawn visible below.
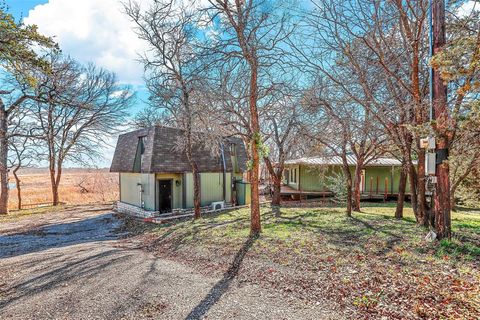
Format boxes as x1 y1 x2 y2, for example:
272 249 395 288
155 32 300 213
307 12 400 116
131 203 480 319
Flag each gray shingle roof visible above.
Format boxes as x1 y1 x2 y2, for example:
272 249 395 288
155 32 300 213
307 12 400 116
110 126 247 173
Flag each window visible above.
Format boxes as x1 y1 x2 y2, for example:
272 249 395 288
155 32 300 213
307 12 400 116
290 168 297 183
133 136 147 172
139 136 146 155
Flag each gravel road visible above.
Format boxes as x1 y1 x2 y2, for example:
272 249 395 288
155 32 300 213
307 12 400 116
0 206 337 320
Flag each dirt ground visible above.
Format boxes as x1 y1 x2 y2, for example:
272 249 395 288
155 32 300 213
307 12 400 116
0 206 338 320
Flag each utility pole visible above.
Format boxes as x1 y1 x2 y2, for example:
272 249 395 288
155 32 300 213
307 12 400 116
431 0 451 239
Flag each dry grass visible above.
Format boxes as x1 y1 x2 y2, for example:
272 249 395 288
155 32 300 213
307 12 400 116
129 204 480 319
8 168 118 210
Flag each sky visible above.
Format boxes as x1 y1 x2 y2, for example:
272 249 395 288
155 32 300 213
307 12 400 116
6 0 153 167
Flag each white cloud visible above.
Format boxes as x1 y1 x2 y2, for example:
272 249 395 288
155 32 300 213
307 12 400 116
457 0 480 17
24 0 150 85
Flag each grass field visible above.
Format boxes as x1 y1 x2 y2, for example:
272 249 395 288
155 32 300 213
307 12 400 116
8 168 118 210
129 203 480 319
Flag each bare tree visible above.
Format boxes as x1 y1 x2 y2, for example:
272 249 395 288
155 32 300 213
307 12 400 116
204 0 293 235
0 6 57 214
133 105 168 129
125 0 220 219
262 89 301 206
300 81 357 216
293 0 431 222
8 135 34 210
349 109 386 212
31 55 132 206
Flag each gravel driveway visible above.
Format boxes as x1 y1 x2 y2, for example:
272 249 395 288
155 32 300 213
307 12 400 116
0 206 336 320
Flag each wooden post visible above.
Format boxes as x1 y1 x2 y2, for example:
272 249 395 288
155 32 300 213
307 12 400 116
376 176 379 194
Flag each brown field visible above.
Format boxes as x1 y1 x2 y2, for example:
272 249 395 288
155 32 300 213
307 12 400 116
8 168 119 210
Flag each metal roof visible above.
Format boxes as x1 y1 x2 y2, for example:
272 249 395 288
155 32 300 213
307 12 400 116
285 155 403 167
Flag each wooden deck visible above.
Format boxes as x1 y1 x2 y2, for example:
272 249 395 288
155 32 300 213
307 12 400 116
280 186 333 197
280 185 409 201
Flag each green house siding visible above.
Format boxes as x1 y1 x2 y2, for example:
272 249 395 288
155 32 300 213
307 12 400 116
184 172 232 208
364 167 391 193
363 167 411 194
297 165 345 192
120 173 156 210
120 171 233 212
199 172 232 206
283 164 411 194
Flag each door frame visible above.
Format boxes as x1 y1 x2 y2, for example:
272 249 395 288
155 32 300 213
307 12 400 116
157 179 173 212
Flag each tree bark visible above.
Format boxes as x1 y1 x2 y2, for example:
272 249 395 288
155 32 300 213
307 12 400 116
341 164 353 217
395 165 407 219
408 161 418 217
50 167 59 206
13 166 21 210
416 148 427 225
271 180 281 206
249 61 261 236
250 137 261 235
264 157 283 207
352 160 363 212
0 105 9 214
346 173 353 217
432 0 451 239
192 162 201 219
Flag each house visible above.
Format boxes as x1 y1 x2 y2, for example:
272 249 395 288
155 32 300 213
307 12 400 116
282 155 410 200
110 126 248 215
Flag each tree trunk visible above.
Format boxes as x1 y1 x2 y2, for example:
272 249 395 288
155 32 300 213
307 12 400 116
434 160 451 239
249 62 261 236
432 0 451 239
342 164 353 217
0 105 9 215
192 162 201 219
48 158 64 207
408 161 418 217
264 157 283 207
346 174 353 217
395 165 407 219
13 167 21 210
49 165 59 206
250 137 261 235
417 148 427 225
271 177 281 206
352 162 363 212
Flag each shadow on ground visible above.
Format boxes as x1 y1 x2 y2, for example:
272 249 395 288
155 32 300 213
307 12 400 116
185 235 257 320
0 213 122 258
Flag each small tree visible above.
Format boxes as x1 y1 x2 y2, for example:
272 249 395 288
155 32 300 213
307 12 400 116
301 82 355 216
0 6 56 214
325 170 348 205
126 0 214 219
263 90 300 206
204 0 293 235
8 135 34 210
32 55 132 206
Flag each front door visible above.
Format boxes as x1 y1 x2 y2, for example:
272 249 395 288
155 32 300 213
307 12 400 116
158 180 172 213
